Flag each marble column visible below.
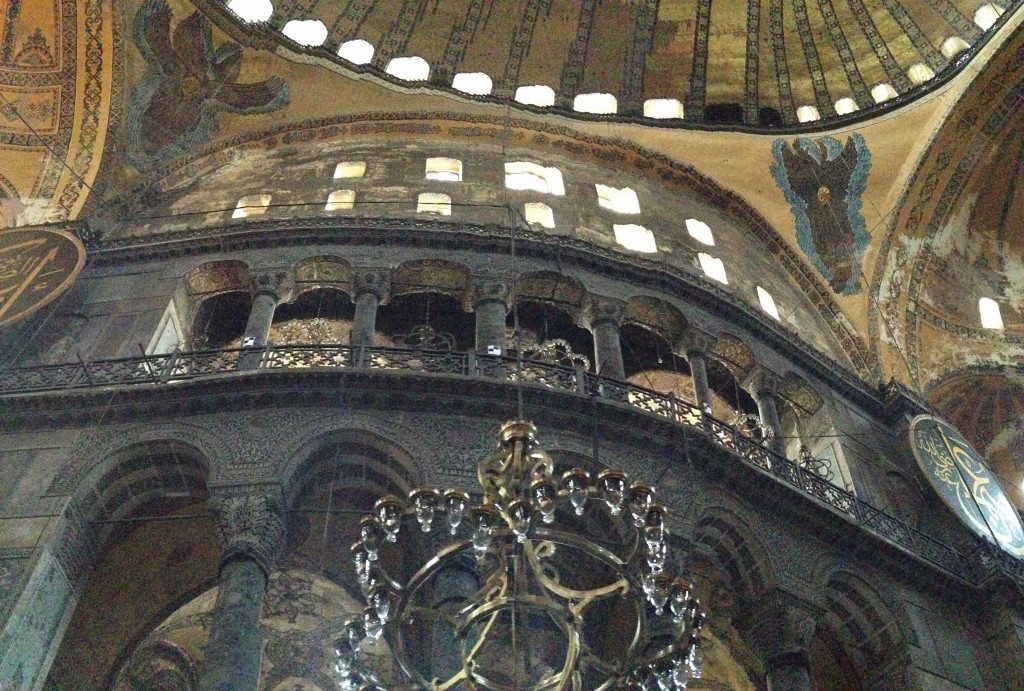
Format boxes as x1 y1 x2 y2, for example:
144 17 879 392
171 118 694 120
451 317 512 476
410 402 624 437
239 272 289 371
588 297 625 381
350 270 389 355
679 329 716 417
746 368 787 458
748 598 817 691
474 281 510 356
199 488 286 691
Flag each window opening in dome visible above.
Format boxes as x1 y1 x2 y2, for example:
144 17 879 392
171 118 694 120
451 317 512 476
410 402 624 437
226 0 273 23
334 161 366 179
974 4 1005 30
643 99 684 119
325 190 355 211
685 218 714 246
386 56 430 81
573 93 617 115
504 162 565 196
941 36 970 60
979 298 1004 329
594 185 640 214
524 202 555 228
337 39 374 65
452 72 493 96
871 83 898 103
834 98 859 115
425 158 463 182
281 19 328 47
515 85 555 107
756 287 780 320
232 194 271 219
907 63 936 84
613 224 657 253
796 106 820 123
417 192 451 215
698 253 728 285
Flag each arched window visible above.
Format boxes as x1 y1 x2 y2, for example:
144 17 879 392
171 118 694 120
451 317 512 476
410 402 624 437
417 192 451 215
941 36 970 60
452 72 492 95
796 105 820 123
386 56 430 81
908 63 935 84
573 93 617 114
334 161 366 179
974 4 1004 31
425 157 463 182
504 162 565 196
613 224 657 253
325 190 355 211
226 0 273 23
232 194 271 218
337 39 374 65
515 85 555 107
871 83 898 103
979 297 1004 329
834 97 859 115
594 185 640 214
524 202 555 228
281 19 328 47
643 99 684 119
685 218 714 246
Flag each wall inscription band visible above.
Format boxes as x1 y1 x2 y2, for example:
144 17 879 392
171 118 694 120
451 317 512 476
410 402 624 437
0 227 86 327
909 415 1024 558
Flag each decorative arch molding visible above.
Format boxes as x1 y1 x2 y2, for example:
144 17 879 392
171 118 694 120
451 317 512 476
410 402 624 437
692 506 780 601
99 112 872 379
623 295 688 345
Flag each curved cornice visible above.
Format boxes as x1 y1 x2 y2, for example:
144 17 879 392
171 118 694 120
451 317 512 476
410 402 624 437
95 112 876 381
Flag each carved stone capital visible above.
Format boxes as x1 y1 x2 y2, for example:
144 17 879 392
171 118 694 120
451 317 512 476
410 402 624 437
352 268 390 302
746 595 819 669
676 328 717 357
742 365 783 398
585 296 626 328
209 486 286 578
251 270 292 302
473 280 511 309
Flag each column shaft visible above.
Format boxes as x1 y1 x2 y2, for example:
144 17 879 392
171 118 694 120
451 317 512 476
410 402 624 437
687 350 713 416
199 557 268 691
755 390 787 457
242 291 278 348
592 321 625 380
474 299 507 355
350 290 380 349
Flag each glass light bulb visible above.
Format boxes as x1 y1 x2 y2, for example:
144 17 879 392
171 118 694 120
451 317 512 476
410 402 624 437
359 518 382 561
472 526 493 558
647 540 667 573
372 590 390 622
374 496 403 543
569 486 587 515
364 607 383 641
651 584 668 616
446 491 468 535
346 619 365 650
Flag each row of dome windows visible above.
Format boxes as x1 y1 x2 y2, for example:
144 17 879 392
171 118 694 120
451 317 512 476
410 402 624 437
224 1 1005 123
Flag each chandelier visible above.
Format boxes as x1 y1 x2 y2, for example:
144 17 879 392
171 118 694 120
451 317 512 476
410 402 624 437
337 420 706 690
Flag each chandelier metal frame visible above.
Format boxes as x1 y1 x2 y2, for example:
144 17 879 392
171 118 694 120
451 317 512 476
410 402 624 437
337 420 706 690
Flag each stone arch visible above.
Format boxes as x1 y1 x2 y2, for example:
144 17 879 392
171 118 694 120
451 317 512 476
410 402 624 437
178 259 253 349
391 259 473 305
692 507 778 601
291 255 353 298
708 332 757 380
514 271 588 315
817 568 913 689
622 295 688 345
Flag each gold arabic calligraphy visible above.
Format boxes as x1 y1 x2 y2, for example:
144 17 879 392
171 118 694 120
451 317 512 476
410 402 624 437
0 229 85 327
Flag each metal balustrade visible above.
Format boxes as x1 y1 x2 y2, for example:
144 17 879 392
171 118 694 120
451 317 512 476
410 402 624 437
0 343 1015 587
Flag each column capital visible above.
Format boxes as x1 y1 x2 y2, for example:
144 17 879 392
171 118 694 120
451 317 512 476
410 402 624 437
209 485 286 579
585 296 626 328
250 270 292 302
742 365 782 398
473 279 511 309
677 328 717 357
746 594 819 670
352 268 391 302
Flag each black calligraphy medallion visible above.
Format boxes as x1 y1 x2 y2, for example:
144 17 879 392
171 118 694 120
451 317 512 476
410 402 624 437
0 228 85 327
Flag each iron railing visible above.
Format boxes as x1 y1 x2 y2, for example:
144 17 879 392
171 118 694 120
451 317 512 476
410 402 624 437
0 343 1017 587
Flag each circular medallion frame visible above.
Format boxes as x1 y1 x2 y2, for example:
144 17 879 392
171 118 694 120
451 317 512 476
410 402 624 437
0 227 86 327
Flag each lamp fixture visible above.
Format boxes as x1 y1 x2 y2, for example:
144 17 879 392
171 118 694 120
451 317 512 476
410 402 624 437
337 420 706 690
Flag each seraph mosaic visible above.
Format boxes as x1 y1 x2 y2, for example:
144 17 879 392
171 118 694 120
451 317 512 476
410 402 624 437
771 134 871 295
127 0 289 167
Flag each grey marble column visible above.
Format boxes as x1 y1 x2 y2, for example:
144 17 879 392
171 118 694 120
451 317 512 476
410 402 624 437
239 272 289 370
745 368 787 457
679 329 716 417
350 270 389 354
748 598 817 691
199 489 286 691
588 298 625 381
474 281 509 355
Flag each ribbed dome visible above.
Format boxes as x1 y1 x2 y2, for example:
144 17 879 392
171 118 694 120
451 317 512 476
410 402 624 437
210 0 1014 129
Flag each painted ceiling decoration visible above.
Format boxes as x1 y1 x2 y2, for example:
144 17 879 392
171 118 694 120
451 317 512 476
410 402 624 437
771 134 872 296
198 0 1017 130
128 0 289 167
